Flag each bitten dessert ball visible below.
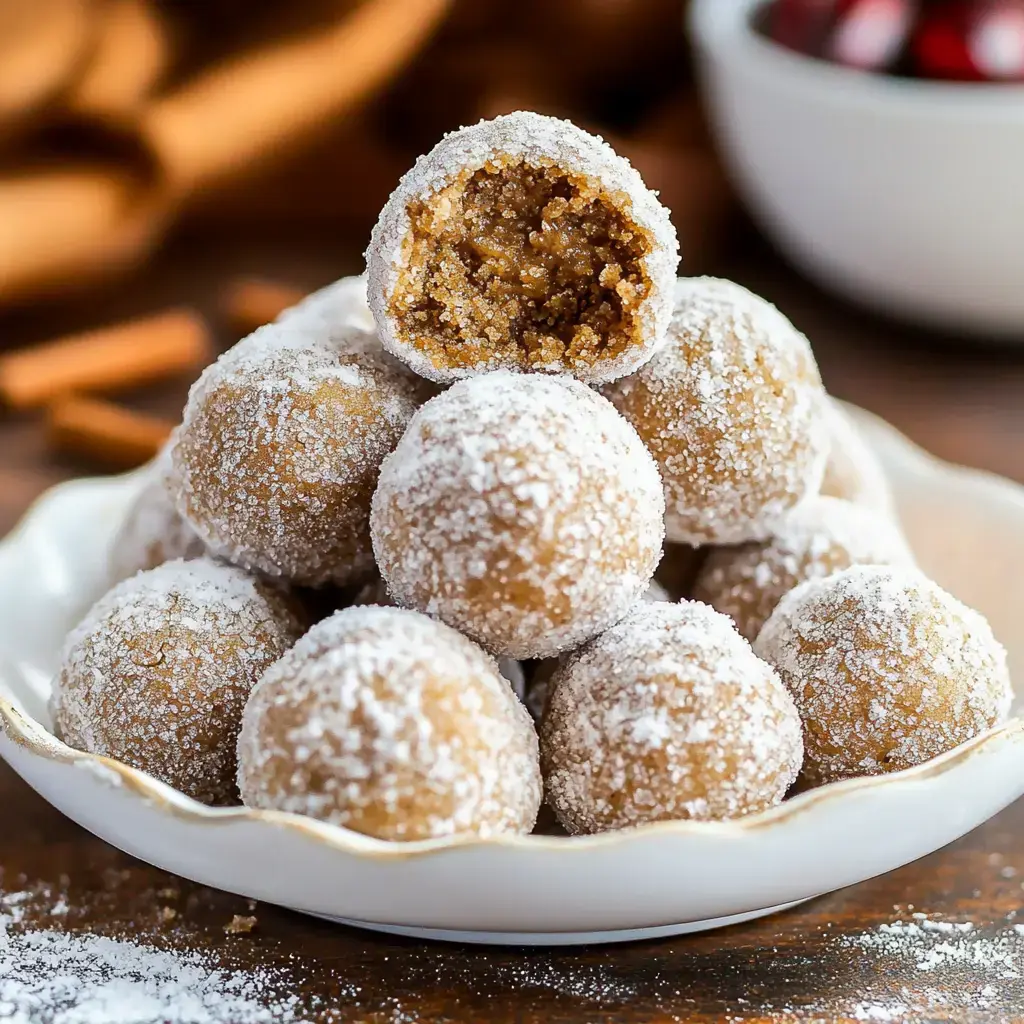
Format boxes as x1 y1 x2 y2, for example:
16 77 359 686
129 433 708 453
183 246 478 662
171 321 429 587
821 399 894 515
109 438 205 583
541 601 803 833
755 565 1013 786
367 111 678 384
603 277 829 545
693 496 914 642
370 371 665 659
51 559 303 805
237 605 542 840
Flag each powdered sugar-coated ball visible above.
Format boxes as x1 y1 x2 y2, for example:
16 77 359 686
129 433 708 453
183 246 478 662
541 601 803 833
237 605 542 840
602 277 829 545
693 496 915 643
171 321 430 587
821 398 895 516
367 111 678 385
51 559 304 805
370 371 665 659
275 274 375 333
754 565 1013 786
109 439 206 583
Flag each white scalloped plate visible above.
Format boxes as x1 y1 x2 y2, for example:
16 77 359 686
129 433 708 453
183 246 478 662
2 406 1023 946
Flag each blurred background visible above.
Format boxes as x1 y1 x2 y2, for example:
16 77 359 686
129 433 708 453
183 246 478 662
1 0 1023 528
0 0 727 306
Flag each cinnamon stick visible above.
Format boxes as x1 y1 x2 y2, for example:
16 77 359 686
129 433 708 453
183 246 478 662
0 164 170 305
47 395 174 468
0 0 92 128
144 0 452 191
0 308 210 410
68 0 170 119
220 278 305 335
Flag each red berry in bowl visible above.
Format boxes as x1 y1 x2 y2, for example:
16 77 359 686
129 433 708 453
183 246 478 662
827 0 918 70
970 1 1024 78
763 0 842 56
913 1 1024 80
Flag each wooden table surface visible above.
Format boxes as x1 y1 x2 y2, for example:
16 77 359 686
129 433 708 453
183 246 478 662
2 232 1024 1023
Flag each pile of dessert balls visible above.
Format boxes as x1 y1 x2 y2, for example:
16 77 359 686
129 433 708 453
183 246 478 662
52 112 1012 841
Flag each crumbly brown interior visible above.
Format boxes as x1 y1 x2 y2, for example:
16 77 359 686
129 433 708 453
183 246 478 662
391 158 654 371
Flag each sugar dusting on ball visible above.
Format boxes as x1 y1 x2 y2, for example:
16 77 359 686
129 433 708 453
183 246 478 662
275 274 375 333
367 111 678 384
755 565 1012 786
541 601 803 833
349 574 527 704
603 276 829 545
237 605 541 840
371 371 665 659
693 496 914 642
524 576 674 723
171 321 429 587
52 559 303 805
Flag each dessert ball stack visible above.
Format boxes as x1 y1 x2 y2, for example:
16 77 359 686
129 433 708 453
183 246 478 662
52 112 1012 842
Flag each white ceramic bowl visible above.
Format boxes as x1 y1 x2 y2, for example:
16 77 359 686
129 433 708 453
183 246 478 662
1 406 1023 946
689 0 1024 336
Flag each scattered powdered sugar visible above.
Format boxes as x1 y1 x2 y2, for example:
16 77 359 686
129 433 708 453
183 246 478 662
847 1000 910 1021
237 604 542 840
0 930 301 1024
821 397 895 516
755 564 1013 785
370 371 665 660
692 495 914 642
108 437 206 584
602 276 829 546
5 875 1024 1022
0 893 304 1024
171 319 429 587
541 601 802 833
366 110 678 385
846 916 1022 978
51 558 303 805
